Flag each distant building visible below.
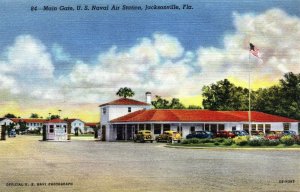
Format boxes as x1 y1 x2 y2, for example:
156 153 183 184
84 122 99 134
66 119 85 134
11 118 45 131
0 118 14 127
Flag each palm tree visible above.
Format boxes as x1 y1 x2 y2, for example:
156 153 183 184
116 87 135 98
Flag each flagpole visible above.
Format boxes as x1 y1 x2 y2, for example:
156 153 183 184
248 46 252 136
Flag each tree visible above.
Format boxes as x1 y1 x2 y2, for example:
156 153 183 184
30 113 39 118
202 79 249 110
46 115 60 120
151 95 170 109
4 113 17 118
253 72 300 120
187 105 202 109
116 87 135 98
151 96 186 109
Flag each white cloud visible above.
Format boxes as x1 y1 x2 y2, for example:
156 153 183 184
0 35 61 101
197 8 300 84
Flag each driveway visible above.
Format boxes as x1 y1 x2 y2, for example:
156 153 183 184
0 136 299 192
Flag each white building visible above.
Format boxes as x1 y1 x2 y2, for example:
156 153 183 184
44 119 68 141
66 119 85 134
99 93 299 141
0 118 14 127
99 93 151 141
11 118 45 131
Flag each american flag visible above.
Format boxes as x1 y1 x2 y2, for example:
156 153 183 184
249 43 260 58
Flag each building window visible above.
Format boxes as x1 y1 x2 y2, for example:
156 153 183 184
49 125 54 133
190 126 195 133
163 124 170 132
103 107 106 114
64 128 67 133
265 124 271 132
128 107 131 112
154 124 161 134
79 123 81 126
251 124 256 131
205 124 210 131
210 124 217 133
146 124 151 130
232 126 236 131
139 124 144 130
218 124 225 131
243 124 249 133
56 125 60 128
34 123 36 126
258 124 263 131
283 123 290 131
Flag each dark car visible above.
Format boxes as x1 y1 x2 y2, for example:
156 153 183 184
232 130 249 137
186 131 213 139
8 129 16 137
216 130 235 138
283 130 297 136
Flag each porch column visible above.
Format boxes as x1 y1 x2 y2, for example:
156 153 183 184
144 124 146 130
151 124 154 133
263 124 265 134
161 124 163 134
125 124 127 141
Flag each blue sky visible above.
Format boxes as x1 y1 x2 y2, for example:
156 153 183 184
0 0 300 120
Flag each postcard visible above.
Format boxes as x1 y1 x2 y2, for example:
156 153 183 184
1 0 300 191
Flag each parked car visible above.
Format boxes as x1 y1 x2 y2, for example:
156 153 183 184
232 130 249 137
216 130 235 138
186 131 213 139
250 130 264 136
8 129 16 137
134 130 154 143
265 131 281 140
283 130 297 136
156 131 182 143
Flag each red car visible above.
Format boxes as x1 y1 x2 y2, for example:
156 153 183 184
216 130 235 138
265 131 282 140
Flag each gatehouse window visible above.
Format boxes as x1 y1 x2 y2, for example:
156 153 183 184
128 107 131 112
103 107 106 114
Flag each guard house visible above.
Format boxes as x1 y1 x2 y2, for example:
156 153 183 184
43 119 68 141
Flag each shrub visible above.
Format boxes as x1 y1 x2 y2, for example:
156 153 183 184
214 142 220 146
280 135 295 146
223 139 233 146
181 138 200 144
181 139 190 144
214 138 225 143
295 136 300 145
200 138 214 143
233 136 248 146
248 137 265 146
264 139 280 146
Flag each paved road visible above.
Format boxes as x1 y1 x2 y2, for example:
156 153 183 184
0 136 300 192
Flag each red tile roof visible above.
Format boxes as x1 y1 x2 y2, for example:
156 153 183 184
99 98 149 107
65 119 85 123
85 122 99 127
44 119 67 124
110 110 298 123
10 118 46 123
